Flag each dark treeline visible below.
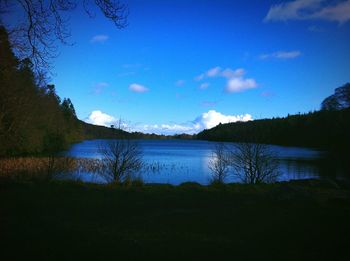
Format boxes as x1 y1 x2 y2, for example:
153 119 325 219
81 121 194 140
197 84 350 153
0 24 192 157
0 27 83 156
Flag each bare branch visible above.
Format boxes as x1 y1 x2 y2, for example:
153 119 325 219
94 0 128 29
98 139 143 184
208 143 231 184
229 142 281 184
0 0 128 77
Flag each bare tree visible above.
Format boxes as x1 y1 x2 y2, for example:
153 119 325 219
99 139 143 184
0 0 128 74
208 143 230 184
230 142 280 184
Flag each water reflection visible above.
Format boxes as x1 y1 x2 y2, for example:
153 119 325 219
61 139 347 185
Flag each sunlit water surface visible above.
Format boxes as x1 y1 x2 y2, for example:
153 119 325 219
61 139 346 185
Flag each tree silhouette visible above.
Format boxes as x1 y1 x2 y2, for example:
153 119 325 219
321 83 350 111
0 0 128 73
230 142 280 184
0 26 82 156
61 98 77 119
208 143 230 184
99 139 143 184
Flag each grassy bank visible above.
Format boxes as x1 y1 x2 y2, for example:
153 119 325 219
1 179 349 260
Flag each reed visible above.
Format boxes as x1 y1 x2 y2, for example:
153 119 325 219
0 156 151 184
0 157 106 181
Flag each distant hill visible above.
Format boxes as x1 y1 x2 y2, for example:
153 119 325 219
196 108 350 152
197 83 350 153
80 121 194 140
80 121 131 139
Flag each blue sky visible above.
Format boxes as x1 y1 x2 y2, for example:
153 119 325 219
51 0 350 134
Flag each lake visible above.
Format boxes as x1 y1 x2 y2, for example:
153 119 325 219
62 139 346 185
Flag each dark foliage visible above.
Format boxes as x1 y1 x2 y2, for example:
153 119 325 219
1 181 350 260
80 121 194 140
197 108 350 152
0 24 195 156
321 83 350 111
80 121 130 139
0 26 82 156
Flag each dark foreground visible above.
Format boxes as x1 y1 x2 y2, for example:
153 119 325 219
1 179 350 260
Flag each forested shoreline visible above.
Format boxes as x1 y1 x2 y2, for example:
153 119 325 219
197 82 350 152
197 108 350 152
0 27 83 156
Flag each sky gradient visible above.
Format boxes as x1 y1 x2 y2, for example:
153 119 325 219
51 0 350 134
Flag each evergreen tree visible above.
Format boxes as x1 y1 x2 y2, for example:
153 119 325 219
0 26 82 156
321 83 350 111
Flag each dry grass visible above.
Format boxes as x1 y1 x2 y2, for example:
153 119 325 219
0 157 106 181
0 157 153 184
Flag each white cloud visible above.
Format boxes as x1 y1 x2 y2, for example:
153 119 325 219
207 66 222 77
312 1 350 23
221 68 245 78
129 83 149 93
193 110 253 130
195 67 257 93
90 34 109 43
196 66 244 80
85 110 116 127
199 82 210 89
226 78 257 93
195 74 205 81
275 51 301 59
85 110 253 135
135 110 253 134
175 80 185 87
140 124 195 134
259 50 302 60
265 0 350 24
194 66 220 81
265 0 322 21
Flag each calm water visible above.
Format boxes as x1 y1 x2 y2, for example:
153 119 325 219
61 139 345 185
